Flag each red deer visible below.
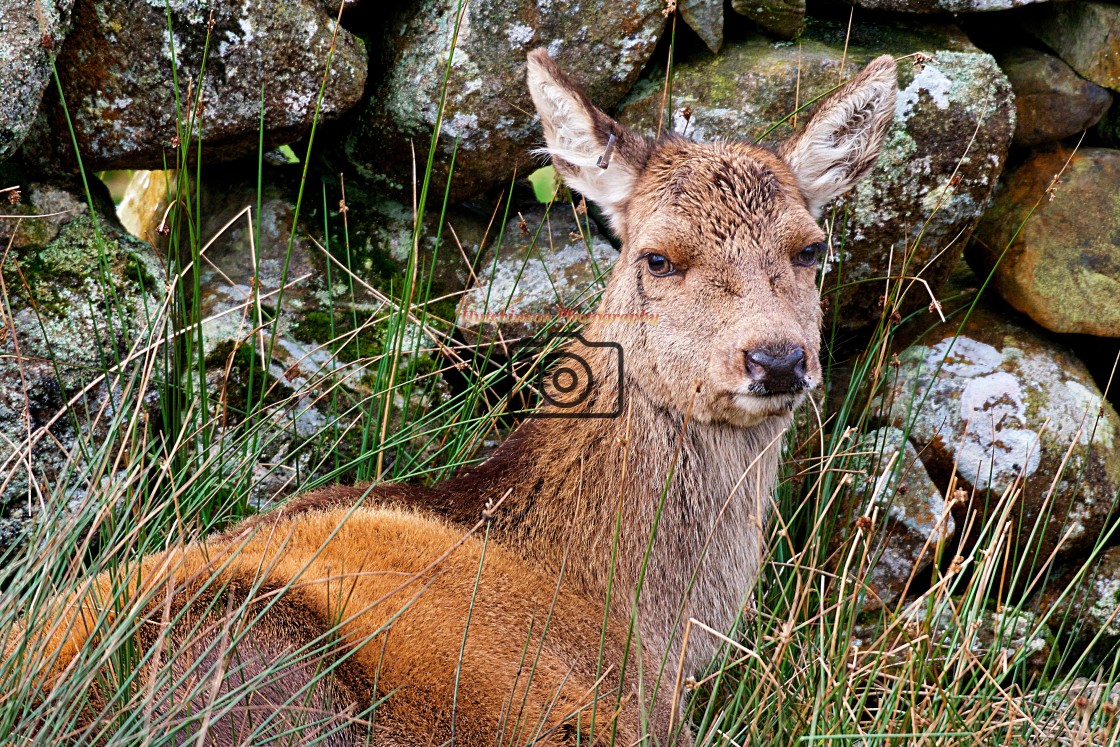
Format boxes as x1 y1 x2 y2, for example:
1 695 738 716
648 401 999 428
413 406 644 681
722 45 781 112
4 49 897 745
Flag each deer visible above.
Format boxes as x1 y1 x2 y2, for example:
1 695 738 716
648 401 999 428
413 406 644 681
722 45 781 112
3 49 897 746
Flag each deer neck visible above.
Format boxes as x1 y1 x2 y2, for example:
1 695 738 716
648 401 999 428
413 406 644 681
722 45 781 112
445 345 790 674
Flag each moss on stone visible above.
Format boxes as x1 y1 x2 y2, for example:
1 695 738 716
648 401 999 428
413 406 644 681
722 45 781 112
291 309 386 364
39 216 111 276
204 340 293 424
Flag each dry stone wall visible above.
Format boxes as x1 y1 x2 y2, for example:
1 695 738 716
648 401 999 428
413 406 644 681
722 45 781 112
2 0 1120 675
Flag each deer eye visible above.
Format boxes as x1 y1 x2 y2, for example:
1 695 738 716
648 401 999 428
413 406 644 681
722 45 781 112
795 242 826 268
645 253 675 277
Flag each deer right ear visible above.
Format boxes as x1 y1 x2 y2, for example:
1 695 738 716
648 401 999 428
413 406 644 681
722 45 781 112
526 49 649 233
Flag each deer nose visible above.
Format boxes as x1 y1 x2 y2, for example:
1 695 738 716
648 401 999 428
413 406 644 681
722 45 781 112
744 347 807 393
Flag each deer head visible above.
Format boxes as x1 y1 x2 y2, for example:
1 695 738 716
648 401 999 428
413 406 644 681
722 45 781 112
526 50 896 427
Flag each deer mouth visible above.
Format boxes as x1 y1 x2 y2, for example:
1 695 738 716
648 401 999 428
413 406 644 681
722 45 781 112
716 389 808 426
746 380 810 398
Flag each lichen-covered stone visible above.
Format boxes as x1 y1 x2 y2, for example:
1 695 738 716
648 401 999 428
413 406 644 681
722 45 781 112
996 48 1112 147
314 0 361 11
970 148 1120 338
117 168 463 506
904 605 1053 673
731 0 805 40
0 0 75 163
616 19 1015 339
679 0 723 53
1037 546 1120 644
881 302 1120 565
37 0 367 171
319 197 486 317
845 427 955 611
0 179 165 551
1029 2 1120 92
851 605 1053 679
345 0 665 200
1039 678 1120 737
850 0 1050 11
457 206 616 348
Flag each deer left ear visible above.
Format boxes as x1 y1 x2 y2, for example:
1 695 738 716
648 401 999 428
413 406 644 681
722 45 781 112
779 55 898 217
526 48 650 234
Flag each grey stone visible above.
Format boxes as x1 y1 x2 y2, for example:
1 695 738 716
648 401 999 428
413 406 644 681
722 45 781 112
0 179 165 551
1036 546 1120 646
853 605 1053 676
457 206 617 349
846 427 955 611
679 0 723 53
345 0 666 201
1030 3 1120 92
1041 677 1120 727
852 0 1051 11
881 302 1120 565
997 47 1111 147
616 19 1015 339
37 0 367 171
905 606 1053 672
730 0 805 40
0 0 75 163
115 168 464 507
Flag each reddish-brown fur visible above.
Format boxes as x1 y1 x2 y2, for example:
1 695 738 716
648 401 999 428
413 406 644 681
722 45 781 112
5 50 897 745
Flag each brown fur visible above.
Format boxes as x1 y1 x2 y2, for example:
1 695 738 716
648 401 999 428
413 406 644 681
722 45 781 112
7 50 897 745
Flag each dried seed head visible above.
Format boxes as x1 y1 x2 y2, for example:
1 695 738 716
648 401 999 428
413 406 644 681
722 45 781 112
911 52 934 70
1074 696 1091 712
6 188 20 206
1045 176 1061 202
855 515 873 532
948 555 964 574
